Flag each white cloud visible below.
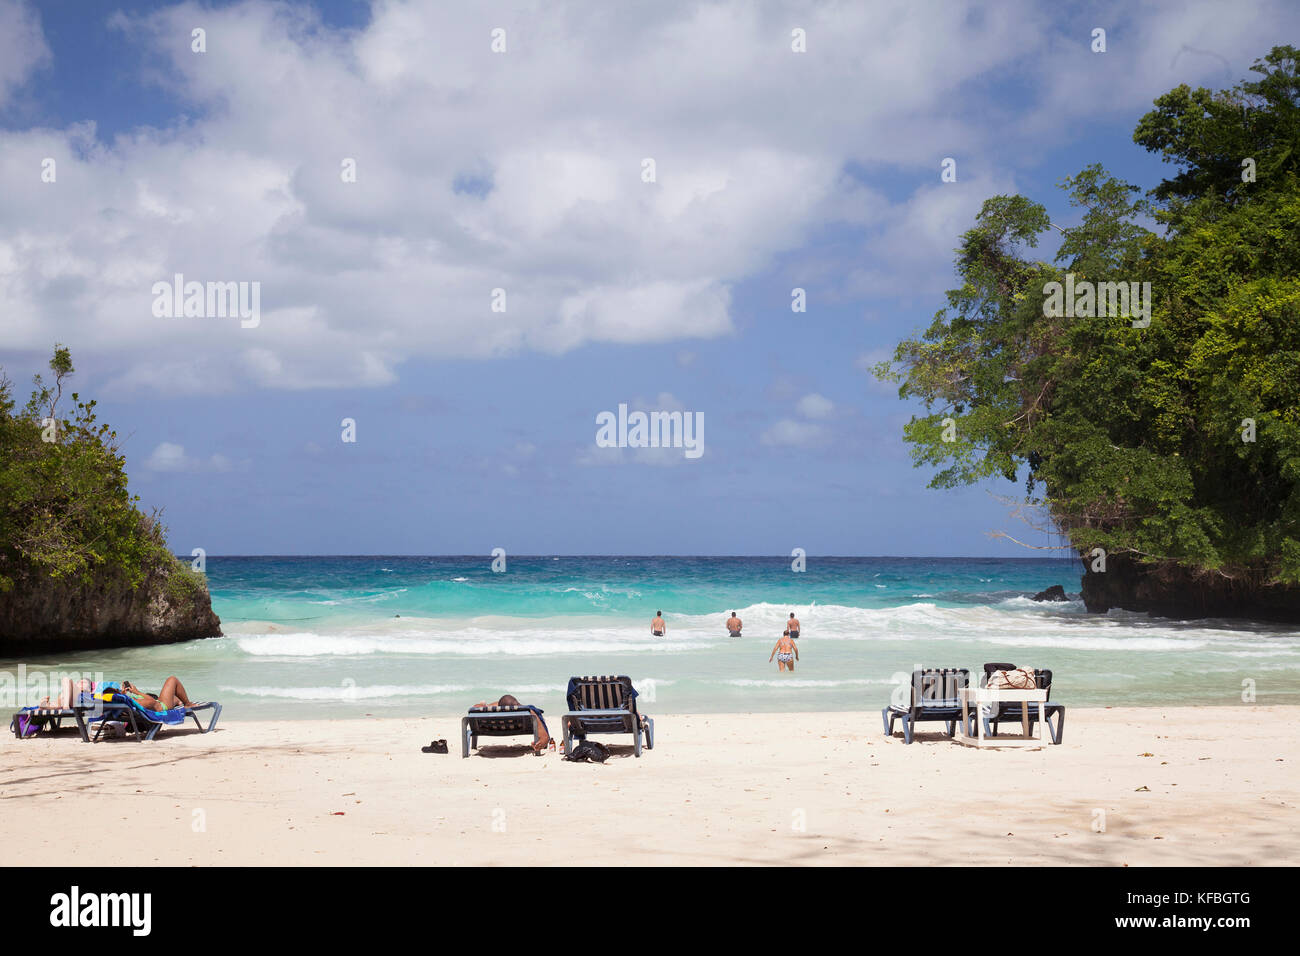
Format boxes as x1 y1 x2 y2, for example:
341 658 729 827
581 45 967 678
143 442 188 472
796 393 834 419
143 441 235 472
0 0 1294 393
761 418 829 448
765 393 834 447
0 1 49 108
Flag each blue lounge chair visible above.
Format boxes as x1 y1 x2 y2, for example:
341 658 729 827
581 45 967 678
461 703 548 757
969 663 1064 744
881 668 970 744
90 692 222 742
561 675 654 757
10 681 126 742
10 705 92 742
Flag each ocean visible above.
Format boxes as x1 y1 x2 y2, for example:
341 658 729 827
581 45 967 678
7 556 1299 719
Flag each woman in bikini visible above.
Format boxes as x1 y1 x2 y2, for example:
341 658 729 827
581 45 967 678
769 630 799 672
120 677 195 712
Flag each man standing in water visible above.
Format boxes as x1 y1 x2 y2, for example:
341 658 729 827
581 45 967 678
651 611 666 637
726 611 743 637
770 630 799 672
787 612 801 641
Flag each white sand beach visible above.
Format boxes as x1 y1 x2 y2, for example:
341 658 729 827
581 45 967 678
2 706 1296 866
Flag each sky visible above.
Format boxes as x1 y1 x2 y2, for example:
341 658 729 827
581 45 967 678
0 0 1295 556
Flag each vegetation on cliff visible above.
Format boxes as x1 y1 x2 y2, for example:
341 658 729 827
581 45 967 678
876 46 1300 605
0 346 218 650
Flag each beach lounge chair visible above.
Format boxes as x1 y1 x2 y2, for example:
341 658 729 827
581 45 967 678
962 661 1016 737
89 692 222 742
881 667 970 744
561 675 654 757
968 663 1065 744
461 703 548 757
9 705 92 742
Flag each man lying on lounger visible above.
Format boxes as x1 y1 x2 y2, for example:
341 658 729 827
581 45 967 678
472 693 552 753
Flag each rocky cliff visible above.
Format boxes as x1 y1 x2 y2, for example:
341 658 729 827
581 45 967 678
1079 553 1300 624
0 557 222 655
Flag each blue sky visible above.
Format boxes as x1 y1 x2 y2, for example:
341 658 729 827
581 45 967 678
1 0 1294 555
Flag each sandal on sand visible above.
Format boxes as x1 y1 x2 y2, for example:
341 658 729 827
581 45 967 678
421 740 448 754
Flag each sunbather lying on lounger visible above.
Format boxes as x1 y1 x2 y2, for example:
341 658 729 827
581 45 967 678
473 693 552 752
120 677 195 712
38 677 95 708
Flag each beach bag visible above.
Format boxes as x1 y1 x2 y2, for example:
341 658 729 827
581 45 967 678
564 740 610 763
987 667 1036 690
12 713 40 738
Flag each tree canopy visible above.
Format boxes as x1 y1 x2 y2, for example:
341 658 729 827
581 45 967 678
0 347 186 593
877 46 1300 586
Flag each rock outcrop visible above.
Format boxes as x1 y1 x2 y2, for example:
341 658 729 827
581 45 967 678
1032 584 1069 602
1079 553 1300 623
0 558 221 655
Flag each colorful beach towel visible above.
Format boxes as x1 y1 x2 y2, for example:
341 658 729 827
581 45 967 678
100 691 189 725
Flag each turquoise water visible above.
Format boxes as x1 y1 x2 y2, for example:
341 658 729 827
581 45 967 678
5 556 1299 718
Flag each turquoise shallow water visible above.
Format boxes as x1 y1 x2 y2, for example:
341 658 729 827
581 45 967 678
4 556 1299 718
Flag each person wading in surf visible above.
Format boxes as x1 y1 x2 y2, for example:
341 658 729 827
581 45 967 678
770 631 799 672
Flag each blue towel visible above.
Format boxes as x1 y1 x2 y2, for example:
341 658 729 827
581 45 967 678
526 705 549 736
108 692 188 725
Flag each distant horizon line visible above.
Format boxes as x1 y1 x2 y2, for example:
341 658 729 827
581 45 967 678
182 553 1081 560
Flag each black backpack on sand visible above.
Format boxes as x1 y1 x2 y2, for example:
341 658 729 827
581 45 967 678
563 740 610 763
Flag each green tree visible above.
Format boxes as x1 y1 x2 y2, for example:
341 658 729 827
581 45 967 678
0 347 198 595
876 46 1300 588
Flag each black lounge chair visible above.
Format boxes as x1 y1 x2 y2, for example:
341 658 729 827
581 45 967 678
461 704 548 757
561 675 654 757
964 661 1015 737
968 663 1065 744
881 668 970 744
